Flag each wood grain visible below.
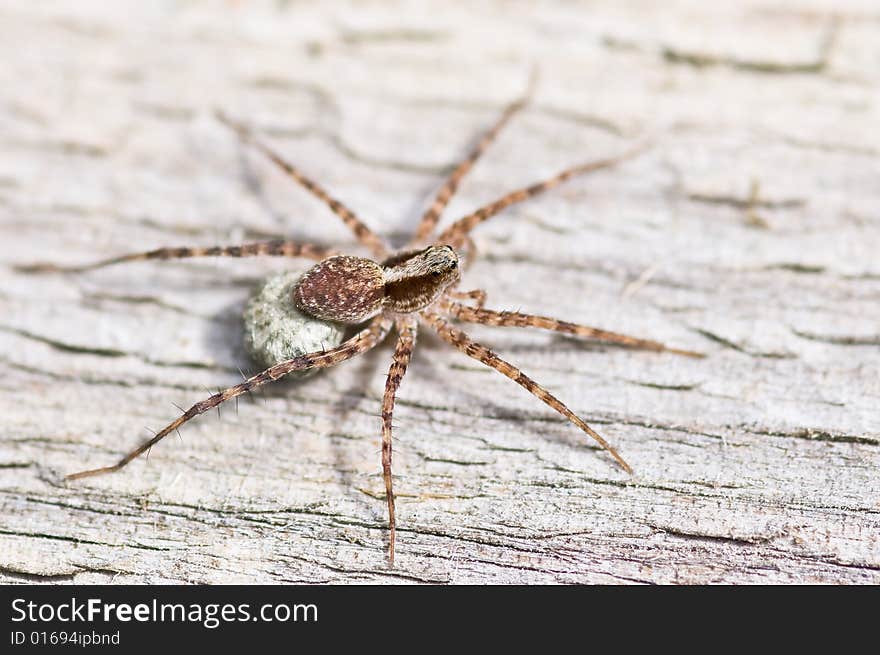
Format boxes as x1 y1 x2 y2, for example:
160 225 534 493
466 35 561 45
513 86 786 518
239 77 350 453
0 0 877 584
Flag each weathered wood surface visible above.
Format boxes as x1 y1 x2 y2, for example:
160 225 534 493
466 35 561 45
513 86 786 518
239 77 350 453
1 1 878 584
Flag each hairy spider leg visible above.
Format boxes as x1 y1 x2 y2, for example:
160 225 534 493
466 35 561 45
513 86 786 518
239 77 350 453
18 240 338 273
216 111 388 258
66 317 392 481
411 80 534 245
381 317 418 563
442 301 704 358
445 288 487 309
457 235 479 270
437 143 650 248
421 312 633 474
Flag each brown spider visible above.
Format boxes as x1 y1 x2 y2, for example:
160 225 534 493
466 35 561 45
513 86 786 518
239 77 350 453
35 90 702 563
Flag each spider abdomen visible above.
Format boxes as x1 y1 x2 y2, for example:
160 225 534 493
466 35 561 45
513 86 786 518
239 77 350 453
293 255 385 324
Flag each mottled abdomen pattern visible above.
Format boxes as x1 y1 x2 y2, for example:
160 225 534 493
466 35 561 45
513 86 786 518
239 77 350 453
292 255 386 324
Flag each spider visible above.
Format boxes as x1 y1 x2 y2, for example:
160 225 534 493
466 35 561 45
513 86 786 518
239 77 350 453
32 89 702 563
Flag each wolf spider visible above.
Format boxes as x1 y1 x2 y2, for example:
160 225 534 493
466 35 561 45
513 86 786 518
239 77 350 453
40 90 701 562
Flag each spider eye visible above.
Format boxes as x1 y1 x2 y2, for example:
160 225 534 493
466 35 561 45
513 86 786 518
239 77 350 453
432 270 442 277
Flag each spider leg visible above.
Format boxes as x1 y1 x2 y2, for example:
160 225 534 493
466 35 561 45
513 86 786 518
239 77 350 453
66 317 392 481
441 301 703 358
445 288 487 309
216 111 388 257
458 235 478 269
420 311 632 474
18 240 337 273
381 317 418 563
410 77 536 245
436 143 650 247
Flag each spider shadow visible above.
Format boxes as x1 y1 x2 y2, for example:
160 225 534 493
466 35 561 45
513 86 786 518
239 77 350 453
323 337 396 551
413 327 616 453
227 129 364 251
486 333 639 357
230 129 302 233
203 295 393 541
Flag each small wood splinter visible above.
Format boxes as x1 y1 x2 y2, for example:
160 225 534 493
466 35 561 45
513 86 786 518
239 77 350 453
46 85 703 564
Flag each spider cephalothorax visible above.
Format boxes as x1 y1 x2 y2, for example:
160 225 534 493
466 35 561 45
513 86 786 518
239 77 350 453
381 245 461 313
31 90 702 563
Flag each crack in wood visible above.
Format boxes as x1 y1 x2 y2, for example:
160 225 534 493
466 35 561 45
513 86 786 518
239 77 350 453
2 1 876 584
